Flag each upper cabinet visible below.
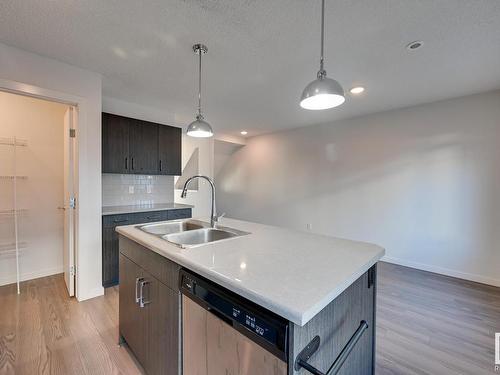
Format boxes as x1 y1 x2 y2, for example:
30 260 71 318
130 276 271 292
102 113 182 175
158 125 182 175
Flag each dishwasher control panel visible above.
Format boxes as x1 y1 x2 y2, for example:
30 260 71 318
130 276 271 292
180 269 288 360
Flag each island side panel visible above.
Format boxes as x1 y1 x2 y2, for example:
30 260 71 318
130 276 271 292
288 265 376 375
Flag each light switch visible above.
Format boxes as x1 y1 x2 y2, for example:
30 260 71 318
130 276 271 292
147 185 152 194
129 186 134 194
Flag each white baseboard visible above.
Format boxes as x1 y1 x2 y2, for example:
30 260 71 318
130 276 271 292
77 286 104 302
0 266 63 287
382 256 500 287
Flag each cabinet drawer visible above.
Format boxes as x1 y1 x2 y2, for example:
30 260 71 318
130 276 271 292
103 214 131 228
119 235 180 290
167 209 192 220
133 211 165 224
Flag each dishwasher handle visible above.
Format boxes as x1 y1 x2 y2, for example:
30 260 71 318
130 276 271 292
294 320 369 375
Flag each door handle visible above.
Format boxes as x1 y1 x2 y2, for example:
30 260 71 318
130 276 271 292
125 157 128 170
135 277 144 303
159 159 162 171
131 157 134 170
139 280 151 308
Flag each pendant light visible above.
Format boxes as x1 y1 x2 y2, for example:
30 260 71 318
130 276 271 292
187 43 214 137
300 0 345 110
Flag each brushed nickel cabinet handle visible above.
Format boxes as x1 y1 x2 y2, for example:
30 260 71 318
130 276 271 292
139 280 151 308
135 277 144 303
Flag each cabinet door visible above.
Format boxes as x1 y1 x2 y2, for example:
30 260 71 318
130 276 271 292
129 119 159 174
147 279 180 375
158 125 182 175
167 208 191 221
102 113 130 173
119 255 148 366
102 215 131 287
290 267 376 375
102 226 119 287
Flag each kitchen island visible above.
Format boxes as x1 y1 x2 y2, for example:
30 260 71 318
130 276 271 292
116 217 384 375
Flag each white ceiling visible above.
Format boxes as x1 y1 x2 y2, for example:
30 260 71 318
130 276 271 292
1 0 500 137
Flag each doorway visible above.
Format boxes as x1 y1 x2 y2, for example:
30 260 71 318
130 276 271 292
0 90 77 297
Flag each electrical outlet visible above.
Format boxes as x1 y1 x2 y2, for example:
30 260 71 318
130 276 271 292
147 185 152 194
128 186 134 194
306 223 313 231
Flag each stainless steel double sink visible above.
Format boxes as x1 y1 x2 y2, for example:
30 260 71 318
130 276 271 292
138 219 250 248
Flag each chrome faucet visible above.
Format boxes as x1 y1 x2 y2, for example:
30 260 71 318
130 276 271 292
181 175 220 228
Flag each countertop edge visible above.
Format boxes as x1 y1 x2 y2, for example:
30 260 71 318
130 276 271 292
102 204 193 216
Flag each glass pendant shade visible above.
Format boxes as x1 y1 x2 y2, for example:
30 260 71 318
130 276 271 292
300 76 345 110
186 114 213 138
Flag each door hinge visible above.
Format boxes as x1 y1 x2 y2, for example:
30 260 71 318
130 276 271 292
70 197 76 209
70 265 76 277
69 128 76 138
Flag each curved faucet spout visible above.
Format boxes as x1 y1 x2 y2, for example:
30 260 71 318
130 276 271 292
181 175 218 227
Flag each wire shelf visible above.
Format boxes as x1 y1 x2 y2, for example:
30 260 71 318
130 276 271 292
0 209 28 215
0 137 28 147
0 176 28 180
0 241 28 254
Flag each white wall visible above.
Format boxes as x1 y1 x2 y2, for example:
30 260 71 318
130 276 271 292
103 96 176 125
216 90 500 286
0 92 67 285
0 42 103 300
174 135 214 218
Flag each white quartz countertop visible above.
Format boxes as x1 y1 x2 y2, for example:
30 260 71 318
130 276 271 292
116 217 385 326
102 203 193 216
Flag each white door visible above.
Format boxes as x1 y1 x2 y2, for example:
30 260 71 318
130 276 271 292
63 106 76 297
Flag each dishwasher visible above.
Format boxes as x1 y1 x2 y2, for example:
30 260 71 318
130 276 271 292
179 269 289 375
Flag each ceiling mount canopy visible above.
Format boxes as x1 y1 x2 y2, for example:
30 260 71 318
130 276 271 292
187 43 214 138
300 0 345 110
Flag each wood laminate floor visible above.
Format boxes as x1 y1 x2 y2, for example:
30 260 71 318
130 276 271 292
0 262 498 375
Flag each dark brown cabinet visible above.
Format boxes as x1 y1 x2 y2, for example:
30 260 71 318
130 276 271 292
119 254 148 366
148 280 179 375
102 209 191 287
158 125 181 175
129 119 159 174
102 113 130 174
102 113 181 175
119 237 181 375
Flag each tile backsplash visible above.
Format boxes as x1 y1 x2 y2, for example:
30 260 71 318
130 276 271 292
102 174 175 206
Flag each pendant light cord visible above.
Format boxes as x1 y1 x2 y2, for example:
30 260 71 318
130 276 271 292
318 0 326 78
198 48 202 117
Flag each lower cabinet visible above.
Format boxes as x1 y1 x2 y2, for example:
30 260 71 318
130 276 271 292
119 253 180 375
103 208 191 287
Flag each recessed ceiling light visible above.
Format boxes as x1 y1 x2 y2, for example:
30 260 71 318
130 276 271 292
350 87 365 95
240 131 248 135
406 41 424 51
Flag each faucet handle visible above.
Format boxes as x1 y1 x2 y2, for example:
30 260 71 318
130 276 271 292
216 212 226 222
